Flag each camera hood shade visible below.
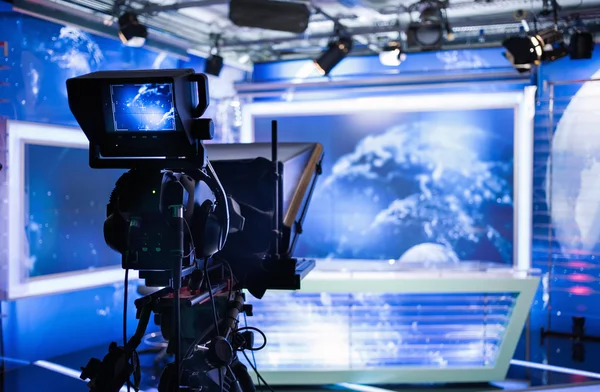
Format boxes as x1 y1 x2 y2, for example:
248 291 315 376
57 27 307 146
208 142 323 240
66 69 213 169
206 142 323 295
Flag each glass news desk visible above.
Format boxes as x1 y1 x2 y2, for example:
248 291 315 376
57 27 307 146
243 260 540 385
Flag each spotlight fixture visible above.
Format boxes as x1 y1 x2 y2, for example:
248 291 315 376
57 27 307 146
379 41 407 66
539 28 568 62
406 1 449 50
205 34 224 77
502 28 565 72
314 36 353 76
205 54 224 77
118 12 147 47
570 31 594 59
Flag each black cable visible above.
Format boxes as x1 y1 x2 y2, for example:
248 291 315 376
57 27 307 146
216 256 234 300
219 366 224 392
123 268 131 392
243 313 261 392
241 351 275 392
226 261 233 300
237 321 269 392
204 257 221 336
183 217 196 259
203 257 223 392
236 327 267 351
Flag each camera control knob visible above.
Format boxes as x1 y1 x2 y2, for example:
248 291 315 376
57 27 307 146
207 336 233 368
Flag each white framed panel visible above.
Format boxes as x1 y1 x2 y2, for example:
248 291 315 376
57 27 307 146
246 268 539 385
241 89 536 271
7 120 138 299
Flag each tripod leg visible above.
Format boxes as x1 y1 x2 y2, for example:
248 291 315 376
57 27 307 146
230 359 256 392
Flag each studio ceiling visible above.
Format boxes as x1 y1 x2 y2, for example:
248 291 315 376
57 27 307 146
10 0 600 67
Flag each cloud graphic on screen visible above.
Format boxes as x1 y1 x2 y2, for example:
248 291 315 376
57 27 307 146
156 107 175 128
130 85 169 105
50 27 104 75
305 122 513 263
115 84 175 130
435 50 490 70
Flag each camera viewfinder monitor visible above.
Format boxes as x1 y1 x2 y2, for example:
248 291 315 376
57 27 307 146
67 69 214 170
109 82 176 132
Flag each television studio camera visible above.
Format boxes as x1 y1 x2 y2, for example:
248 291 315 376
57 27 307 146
65 69 323 392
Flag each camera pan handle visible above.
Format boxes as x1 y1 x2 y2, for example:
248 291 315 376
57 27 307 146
189 73 210 118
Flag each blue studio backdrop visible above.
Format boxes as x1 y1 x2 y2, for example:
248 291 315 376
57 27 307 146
529 50 600 381
255 109 515 264
3 4 600 383
248 47 600 382
251 48 526 266
0 9 246 362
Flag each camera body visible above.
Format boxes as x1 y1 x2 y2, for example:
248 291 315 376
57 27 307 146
67 69 322 392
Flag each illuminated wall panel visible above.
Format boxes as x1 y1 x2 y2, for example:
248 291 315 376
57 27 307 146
239 268 539 385
246 292 515 369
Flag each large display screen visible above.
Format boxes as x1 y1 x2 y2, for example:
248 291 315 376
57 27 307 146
254 108 515 265
110 82 175 131
24 144 124 277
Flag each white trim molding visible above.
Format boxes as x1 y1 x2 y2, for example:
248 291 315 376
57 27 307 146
7 121 137 299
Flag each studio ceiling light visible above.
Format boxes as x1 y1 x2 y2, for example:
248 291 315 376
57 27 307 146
406 1 449 51
539 28 568 62
503 28 564 72
314 36 353 76
205 54 224 76
379 41 407 66
205 35 224 77
228 0 310 33
570 31 594 60
502 36 543 72
118 12 147 47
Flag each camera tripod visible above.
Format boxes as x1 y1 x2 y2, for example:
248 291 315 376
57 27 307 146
80 259 260 392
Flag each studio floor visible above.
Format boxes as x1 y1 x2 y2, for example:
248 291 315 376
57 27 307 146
1 343 599 392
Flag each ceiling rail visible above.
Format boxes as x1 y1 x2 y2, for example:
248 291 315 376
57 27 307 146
235 70 529 94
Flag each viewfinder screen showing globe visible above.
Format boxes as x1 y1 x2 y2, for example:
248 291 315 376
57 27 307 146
254 108 515 265
110 83 175 131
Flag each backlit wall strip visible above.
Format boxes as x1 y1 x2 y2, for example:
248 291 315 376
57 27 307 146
242 292 517 370
0 118 7 300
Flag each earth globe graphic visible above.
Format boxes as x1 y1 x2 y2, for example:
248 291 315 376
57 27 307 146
301 121 514 264
547 68 600 256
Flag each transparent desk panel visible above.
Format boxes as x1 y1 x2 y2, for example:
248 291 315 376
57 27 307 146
240 260 540 385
